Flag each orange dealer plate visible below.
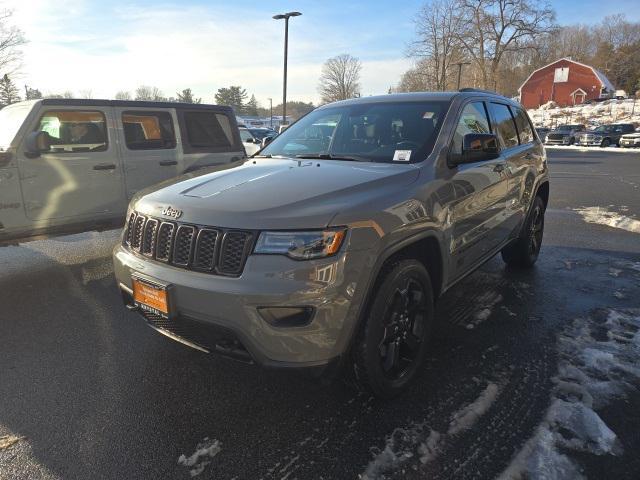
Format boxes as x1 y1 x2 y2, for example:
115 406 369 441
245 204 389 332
132 276 170 318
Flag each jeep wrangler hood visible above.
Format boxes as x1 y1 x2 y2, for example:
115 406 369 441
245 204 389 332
133 157 420 230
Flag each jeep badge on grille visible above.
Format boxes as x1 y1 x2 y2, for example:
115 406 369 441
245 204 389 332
161 206 182 219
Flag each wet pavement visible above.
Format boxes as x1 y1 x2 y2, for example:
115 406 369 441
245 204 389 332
1 148 639 479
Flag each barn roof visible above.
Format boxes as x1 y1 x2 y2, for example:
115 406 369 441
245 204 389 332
518 57 615 93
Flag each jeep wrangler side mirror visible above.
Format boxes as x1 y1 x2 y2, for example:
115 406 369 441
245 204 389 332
24 131 51 158
451 133 500 166
261 136 274 148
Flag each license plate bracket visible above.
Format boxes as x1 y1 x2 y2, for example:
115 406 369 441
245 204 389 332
132 274 173 319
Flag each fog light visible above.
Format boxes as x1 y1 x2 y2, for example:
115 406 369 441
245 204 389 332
258 307 315 327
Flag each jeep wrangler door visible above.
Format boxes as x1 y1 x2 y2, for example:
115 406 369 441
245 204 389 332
116 108 179 201
18 107 126 223
446 100 510 280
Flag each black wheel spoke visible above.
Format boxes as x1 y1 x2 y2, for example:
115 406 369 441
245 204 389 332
404 332 421 351
383 339 399 372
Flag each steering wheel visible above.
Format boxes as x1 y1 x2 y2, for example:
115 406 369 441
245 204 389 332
396 141 421 150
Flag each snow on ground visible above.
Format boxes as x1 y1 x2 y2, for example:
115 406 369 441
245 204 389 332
177 438 222 477
573 207 640 234
527 98 640 128
467 292 503 330
0 434 24 450
499 309 640 479
360 382 502 479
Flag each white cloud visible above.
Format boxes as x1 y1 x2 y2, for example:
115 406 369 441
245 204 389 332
5 1 409 106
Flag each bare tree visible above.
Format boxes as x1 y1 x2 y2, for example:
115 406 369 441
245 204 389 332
0 9 25 75
135 85 166 101
455 0 556 90
397 59 433 92
318 54 362 104
79 89 93 99
410 0 464 91
115 90 131 100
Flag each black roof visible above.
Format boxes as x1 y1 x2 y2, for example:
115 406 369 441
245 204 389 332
39 98 233 112
317 90 519 109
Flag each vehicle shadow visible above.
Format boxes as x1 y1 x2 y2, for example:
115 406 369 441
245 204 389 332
0 244 638 479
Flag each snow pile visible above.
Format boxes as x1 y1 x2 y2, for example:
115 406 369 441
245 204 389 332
0 434 24 450
178 438 222 477
361 382 501 479
574 207 640 234
500 309 640 479
527 97 640 128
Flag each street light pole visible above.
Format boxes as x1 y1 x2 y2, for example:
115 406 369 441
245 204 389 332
268 97 273 128
273 11 301 127
453 62 471 90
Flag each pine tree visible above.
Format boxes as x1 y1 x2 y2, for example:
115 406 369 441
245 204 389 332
177 88 202 104
245 94 259 116
214 86 248 114
0 74 20 105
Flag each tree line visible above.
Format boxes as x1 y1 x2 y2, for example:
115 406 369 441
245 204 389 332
398 0 640 97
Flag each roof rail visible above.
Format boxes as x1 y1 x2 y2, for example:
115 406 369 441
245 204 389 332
458 88 496 94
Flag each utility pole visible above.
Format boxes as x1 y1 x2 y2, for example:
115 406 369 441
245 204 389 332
452 62 471 90
268 97 273 128
273 11 301 127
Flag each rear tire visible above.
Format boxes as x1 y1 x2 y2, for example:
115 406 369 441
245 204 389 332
601 138 611 148
501 195 545 268
352 259 434 399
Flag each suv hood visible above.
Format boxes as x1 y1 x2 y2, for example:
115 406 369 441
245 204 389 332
133 157 420 230
622 132 640 138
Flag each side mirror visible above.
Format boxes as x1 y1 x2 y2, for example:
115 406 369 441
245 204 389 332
451 133 500 165
25 131 51 158
261 136 274 148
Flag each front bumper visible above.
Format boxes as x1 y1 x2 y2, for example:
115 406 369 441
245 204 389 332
545 137 572 145
113 244 372 368
575 139 603 146
620 140 640 148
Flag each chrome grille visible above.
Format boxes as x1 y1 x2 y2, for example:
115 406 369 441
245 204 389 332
123 212 252 276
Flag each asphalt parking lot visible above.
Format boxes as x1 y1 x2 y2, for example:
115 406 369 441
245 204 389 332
1 147 639 479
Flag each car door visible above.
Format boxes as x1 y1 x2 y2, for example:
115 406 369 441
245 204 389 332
115 108 180 201
507 106 542 233
17 106 126 223
445 100 510 280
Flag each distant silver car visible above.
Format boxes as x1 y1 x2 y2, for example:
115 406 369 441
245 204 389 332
0 99 245 244
620 131 640 148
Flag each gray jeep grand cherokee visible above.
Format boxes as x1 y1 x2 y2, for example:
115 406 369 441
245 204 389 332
113 90 549 398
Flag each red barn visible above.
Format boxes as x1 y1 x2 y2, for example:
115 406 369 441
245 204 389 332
518 58 615 109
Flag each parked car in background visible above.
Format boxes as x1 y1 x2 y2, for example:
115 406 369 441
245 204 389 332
575 123 636 147
535 127 550 140
619 129 640 148
614 90 627 100
239 127 262 156
113 89 549 398
0 99 245 245
248 127 277 141
544 124 586 145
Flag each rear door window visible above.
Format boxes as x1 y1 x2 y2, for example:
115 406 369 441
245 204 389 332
37 110 108 153
181 111 237 151
122 111 175 150
488 103 518 149
512 107 535 144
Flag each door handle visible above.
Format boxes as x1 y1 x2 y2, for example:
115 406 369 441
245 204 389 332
159 160 178 166
93 163 116 171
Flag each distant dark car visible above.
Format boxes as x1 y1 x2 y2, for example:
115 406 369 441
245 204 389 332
544 124 586 145
575 124 636 147
535 127 550 140
248 127 277 140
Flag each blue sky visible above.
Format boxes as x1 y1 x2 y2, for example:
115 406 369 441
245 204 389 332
9 0 640 106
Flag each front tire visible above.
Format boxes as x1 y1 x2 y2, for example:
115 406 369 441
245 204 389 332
601 138 611 148
352 259 434 399
501 195 545 268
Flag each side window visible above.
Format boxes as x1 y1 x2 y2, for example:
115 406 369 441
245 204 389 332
122 111 175 150
512 107 534 144
36 110 107 153
488 103 518 149
451 102 491 156
183 111 235 149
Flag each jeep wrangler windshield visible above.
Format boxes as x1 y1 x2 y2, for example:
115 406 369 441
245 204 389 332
260 101 450 163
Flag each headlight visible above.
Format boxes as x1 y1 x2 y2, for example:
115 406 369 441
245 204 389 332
254 228 346 260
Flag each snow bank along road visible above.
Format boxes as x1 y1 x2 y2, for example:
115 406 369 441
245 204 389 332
1 148 639 479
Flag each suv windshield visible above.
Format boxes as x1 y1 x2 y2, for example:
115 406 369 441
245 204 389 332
0 103 31 149
555 124 583 132
260 101 449 163
593 125 614 133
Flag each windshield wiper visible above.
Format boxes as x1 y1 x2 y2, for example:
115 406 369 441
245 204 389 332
295 153 371 162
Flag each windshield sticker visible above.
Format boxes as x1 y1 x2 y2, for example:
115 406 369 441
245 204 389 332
423 111 435 119
393 150 412 162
